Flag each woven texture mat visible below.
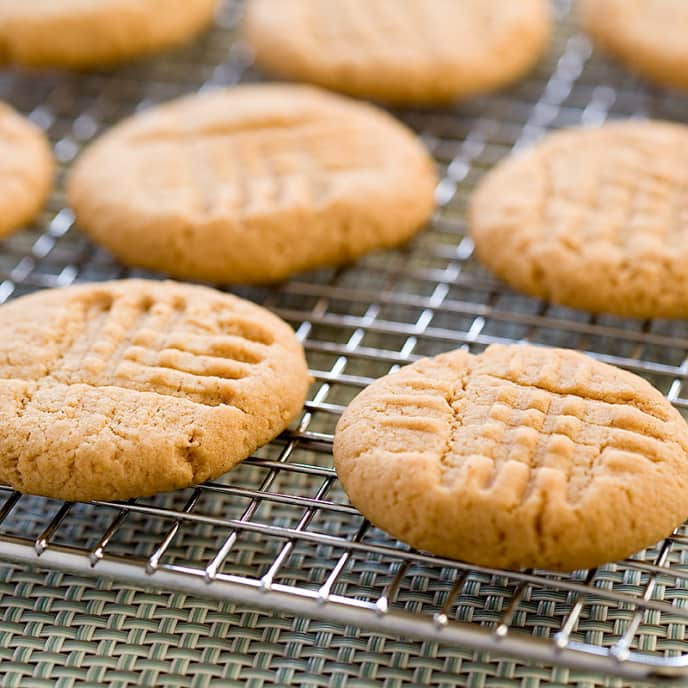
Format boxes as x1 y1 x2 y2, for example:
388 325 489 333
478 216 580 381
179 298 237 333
0 565 639 688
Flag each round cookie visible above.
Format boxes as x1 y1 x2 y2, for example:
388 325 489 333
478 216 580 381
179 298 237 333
0 279 309 501
243 0 551 106
334 344 688 571
67 84 437 284
0 103 54 239
0 0 218 69
470 120 688 318
579 0 688 91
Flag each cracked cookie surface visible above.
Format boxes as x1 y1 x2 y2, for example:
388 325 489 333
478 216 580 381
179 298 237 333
579 0 688 91
0 279 309 501
333 344 688 570
470 120 688 318
0 102 53 239
244 0 551 106
67 84 437 284
0 0 217 69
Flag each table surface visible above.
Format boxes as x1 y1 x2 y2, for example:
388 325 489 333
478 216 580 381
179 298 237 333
1 564 636 688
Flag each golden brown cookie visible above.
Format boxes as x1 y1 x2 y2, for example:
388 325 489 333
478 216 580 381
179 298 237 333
244 0 551 106
579 0 688 90
470 120 688 318
67 84 437 284
0 0 218 69
0 103 54 239
334 344 688 571
0 279 309 501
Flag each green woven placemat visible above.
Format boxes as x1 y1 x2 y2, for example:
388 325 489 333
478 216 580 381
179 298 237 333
0 564 642 688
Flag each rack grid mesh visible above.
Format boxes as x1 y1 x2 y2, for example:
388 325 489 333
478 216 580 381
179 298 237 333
2 1 688 683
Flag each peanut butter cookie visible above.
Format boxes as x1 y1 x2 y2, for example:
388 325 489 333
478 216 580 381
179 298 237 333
68 84 437 284
0 0 217 69
580 0 688 91
244 0 551 106
334 344 688 571
470 120 688 318
0 279 309 501
0 103 53 239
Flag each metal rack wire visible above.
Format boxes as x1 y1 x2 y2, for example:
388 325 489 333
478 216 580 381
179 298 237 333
2 0 688 683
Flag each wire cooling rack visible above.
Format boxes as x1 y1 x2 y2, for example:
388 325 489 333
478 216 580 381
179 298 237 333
2 1 688 683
